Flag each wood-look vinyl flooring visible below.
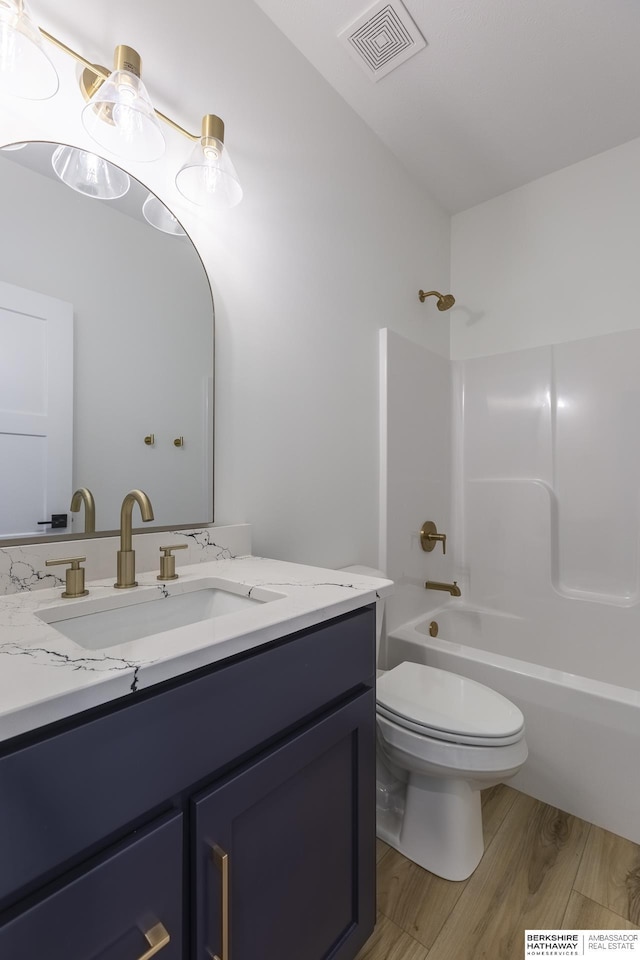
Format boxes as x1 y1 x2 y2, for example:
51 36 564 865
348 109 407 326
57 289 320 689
356 785 640 960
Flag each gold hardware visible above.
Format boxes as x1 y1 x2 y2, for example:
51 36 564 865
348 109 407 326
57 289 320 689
45 556 89 598
210 843 230 960
144 434 155 446
429 620 439 637
173 437 184 447
202 114 225 143
418 290 456 311
420 521 447 555
115 490 155 589
157 543 188 581
40 31 202 143
137 921 170 960
69 488 96 534
425 580 461 597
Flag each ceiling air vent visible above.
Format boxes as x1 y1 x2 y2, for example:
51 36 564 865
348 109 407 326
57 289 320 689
339 0 426 82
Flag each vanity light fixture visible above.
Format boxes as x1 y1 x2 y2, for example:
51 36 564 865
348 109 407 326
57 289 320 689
0 0 58 99
0 5 242 208
80 45 165 163
175 115 242 209
142 192 187 236
51 144 131 200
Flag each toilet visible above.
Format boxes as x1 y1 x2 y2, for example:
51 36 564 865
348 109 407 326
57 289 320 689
340 565 528 882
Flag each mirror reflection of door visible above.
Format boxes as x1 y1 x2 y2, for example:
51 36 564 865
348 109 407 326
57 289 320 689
0 280 73 538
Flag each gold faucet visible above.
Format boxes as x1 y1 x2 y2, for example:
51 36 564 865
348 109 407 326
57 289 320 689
425 580 461 597
70 488 96 533
115 489 154 589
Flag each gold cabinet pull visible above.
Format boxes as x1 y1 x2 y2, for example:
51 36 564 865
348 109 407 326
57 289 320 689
138 921 170 960
210 843 230 960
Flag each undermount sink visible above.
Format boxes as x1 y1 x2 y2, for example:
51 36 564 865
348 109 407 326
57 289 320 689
36 582 281 651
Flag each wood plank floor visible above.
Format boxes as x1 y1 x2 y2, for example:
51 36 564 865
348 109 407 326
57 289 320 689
356 785 640 960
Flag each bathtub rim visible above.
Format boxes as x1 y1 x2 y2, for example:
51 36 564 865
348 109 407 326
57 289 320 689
389 605 640 708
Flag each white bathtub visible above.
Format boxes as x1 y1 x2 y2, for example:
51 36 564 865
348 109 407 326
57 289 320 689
387 605 640 844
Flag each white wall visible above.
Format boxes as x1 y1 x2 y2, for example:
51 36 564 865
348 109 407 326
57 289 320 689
450 136 640 360
0 0 450 568
450 134 640 618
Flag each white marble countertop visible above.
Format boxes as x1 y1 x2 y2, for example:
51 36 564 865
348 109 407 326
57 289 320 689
0 556 392 744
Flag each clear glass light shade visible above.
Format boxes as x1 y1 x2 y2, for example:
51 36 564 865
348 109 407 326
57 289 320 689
175 137 243 209
142 192 186 236
0 0 58 99
51 145 131 200
81 68 165 163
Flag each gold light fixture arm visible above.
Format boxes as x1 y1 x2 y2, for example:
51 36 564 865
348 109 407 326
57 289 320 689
39 29 200 143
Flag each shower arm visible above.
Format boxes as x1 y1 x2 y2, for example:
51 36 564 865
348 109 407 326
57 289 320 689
418 289 456 311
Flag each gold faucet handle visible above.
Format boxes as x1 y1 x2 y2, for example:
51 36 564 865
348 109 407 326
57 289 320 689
420 521 447 555
157 543 188 582
45 556 89 598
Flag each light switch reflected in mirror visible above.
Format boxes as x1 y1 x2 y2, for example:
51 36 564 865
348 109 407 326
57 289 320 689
0 141 214 543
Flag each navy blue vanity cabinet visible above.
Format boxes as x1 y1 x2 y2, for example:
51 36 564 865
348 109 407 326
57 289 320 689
193 691 375 960
0 810 183 960
0 605 376 960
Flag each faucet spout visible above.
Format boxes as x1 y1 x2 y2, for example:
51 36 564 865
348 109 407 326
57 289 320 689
70 487 96 533
425 580 461 597
115 489 154 589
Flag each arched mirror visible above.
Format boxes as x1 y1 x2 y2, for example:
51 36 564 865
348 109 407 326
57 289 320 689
0 142 214 542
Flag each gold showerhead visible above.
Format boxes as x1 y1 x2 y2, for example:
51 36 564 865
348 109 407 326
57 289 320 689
418 290 456 311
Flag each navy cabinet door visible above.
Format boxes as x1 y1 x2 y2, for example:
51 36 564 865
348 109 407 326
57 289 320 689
0 810 183 960
192 690 375 960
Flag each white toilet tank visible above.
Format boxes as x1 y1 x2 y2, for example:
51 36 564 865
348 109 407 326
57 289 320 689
338 564 388 665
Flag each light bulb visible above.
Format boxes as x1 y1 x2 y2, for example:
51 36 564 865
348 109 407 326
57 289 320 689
51 145 130 200
0 0 58 99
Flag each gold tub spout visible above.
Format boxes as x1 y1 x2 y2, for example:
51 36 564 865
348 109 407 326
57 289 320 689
115 489 154 589
425 580 461 597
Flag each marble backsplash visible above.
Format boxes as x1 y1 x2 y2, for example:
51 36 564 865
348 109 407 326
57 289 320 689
0 524 251 595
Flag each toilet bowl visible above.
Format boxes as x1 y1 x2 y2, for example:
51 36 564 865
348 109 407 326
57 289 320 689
376 660 527 880
339 565 528 882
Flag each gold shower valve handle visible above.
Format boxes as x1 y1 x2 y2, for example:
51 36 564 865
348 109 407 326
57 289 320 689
420 521 447 555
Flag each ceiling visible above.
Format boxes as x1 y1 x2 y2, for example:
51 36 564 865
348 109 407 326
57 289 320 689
252 0 640 213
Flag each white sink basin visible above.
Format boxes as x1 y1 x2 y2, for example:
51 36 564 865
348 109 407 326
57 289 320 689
36 582 280 651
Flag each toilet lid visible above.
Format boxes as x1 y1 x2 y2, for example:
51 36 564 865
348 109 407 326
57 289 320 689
376 662 524 743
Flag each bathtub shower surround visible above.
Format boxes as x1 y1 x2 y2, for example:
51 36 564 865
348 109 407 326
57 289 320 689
461 328 640 608
382 326 640 846
379 329 453 637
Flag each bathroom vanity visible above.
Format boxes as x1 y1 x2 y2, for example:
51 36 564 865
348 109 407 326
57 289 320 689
0 558 390 960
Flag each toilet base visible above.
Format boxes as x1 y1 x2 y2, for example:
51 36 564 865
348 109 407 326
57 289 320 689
377 770 485 881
